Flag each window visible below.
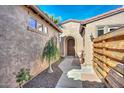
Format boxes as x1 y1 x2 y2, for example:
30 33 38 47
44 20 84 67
108 26 120 32
28 17 37 30
44 26 48 34
97 25 123 37
37 23 43 32
97 27 104 36
39 26 43 32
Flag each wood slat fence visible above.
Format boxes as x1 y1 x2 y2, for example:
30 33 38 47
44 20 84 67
93 27 124 88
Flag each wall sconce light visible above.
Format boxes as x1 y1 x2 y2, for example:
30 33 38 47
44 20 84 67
90 33 94 41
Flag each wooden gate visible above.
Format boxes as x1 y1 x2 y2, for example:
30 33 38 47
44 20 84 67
93 27 124 88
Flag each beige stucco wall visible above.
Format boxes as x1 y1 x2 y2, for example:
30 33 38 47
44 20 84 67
0 5 60 87
60 21 83 57
24 5 60 78
84 12 124 65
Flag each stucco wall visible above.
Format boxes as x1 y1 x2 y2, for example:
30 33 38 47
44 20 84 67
61 21 83 57
0 5 60 87
84 12 124 65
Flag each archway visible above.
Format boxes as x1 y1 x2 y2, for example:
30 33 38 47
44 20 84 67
66 36 75 56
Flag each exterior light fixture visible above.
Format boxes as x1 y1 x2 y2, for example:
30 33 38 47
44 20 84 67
90 33 94 41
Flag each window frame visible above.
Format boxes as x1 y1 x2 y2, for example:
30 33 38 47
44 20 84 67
44 26 48 34
108 26 120 32
37 22 44 32
28 17 37 30
97 27 104 37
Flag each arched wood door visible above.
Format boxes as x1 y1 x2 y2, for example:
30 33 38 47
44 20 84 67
67 37 75 56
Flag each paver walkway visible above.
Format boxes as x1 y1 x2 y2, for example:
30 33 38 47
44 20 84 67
56 56 82 88
56 56 106 88
81 64 106 88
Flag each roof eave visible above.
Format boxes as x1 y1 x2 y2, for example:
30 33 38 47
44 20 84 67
26 5 62 33
61 19 81 25
81 8 124 25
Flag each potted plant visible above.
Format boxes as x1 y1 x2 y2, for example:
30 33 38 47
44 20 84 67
41 37 60 73
16 68 31 88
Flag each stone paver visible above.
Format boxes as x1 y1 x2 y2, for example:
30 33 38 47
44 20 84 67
56 56 82 88
80 64 106 87
81 64 101 82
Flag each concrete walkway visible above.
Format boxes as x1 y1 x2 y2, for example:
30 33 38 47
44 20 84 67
80 64 101 82
55 56 105 88
56 56 82 88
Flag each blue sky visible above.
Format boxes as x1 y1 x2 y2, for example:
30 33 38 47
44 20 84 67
38 5 122 22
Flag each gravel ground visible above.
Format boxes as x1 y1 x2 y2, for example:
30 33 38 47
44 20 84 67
82 81 106 88
23 59 63 88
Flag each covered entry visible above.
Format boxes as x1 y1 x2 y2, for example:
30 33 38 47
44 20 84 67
66 36 75 56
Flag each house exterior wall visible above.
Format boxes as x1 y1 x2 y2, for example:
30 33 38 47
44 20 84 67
84 12 124 65
60 22 83 57
0 5 60 87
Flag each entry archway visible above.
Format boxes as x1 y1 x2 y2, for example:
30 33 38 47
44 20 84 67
66 36 75 56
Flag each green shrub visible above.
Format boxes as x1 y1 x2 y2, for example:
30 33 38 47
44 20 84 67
16 68 31 87
41 37 60 73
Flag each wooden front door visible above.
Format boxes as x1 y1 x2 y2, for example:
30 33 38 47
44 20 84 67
67 38 75 56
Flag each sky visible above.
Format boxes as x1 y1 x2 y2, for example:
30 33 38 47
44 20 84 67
38 5 123 22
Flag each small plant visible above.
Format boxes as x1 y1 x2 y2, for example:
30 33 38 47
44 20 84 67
16 68 31 88
41 37 60 73
44 12 62 26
